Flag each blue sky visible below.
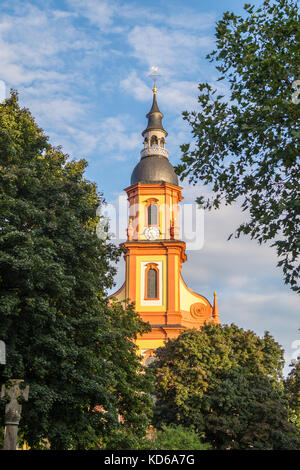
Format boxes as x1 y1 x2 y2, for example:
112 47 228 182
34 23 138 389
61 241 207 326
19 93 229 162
0 0 298 375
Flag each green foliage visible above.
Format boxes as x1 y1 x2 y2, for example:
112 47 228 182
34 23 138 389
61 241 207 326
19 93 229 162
151 425 212 450
0 91 153 449
101 424 211 450
203 367 299 450
152 323 299 449
176 0 300 292
101 426 151 450
285 356 300 429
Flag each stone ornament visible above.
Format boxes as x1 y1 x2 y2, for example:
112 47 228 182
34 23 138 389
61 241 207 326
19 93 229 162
1 379 29 450
190 302 211 320
127 217 134 241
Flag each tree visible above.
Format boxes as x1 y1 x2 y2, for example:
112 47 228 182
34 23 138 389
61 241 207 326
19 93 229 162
152 323 299 449
176 0 300 292
150 425 212 450
203 367 298 450
101 424 211 450
0 91 153 449
285 357 300 430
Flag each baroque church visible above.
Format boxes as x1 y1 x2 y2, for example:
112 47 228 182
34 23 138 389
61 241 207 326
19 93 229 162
110 85 220 364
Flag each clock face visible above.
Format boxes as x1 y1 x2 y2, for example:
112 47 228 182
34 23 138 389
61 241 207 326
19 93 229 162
144 226 160 240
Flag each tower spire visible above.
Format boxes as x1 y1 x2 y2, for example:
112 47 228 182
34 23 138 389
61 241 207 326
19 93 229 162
130 70 178 186
142 85 166 136
142 66 167 136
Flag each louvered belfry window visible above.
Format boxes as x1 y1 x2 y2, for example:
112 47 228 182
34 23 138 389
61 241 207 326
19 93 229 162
147 268 158 299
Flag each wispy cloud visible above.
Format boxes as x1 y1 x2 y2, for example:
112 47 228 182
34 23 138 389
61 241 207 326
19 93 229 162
0 4 106 94
127 25 213 78
67 0 115 30
121 72 199 110
98 115 140 154
120 71 150 102
166 11 216 31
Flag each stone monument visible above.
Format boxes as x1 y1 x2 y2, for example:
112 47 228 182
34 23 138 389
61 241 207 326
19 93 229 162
1 379 29 450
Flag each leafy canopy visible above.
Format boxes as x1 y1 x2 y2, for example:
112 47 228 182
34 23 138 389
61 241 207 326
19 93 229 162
176 0 300 292
101 424 211 450
150 424 212 451
152 323 299 449
284 356 300 430
0 91 152 450
202 367 298 450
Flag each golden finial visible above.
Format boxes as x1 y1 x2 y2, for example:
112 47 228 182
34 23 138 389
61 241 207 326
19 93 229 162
153 84 157 94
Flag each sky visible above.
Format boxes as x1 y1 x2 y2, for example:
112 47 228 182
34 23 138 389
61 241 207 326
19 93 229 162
0 0 298 375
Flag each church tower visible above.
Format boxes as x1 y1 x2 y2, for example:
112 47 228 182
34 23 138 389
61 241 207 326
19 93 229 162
110 85 220 364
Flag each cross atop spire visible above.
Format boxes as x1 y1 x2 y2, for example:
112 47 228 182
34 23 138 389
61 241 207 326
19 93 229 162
149 66 160 89
149 66 160 101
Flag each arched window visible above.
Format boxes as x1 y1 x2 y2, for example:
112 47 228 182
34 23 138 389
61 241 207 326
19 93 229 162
160 138 165 148
150 135 158 147
148 203 158 226
145 264 159 299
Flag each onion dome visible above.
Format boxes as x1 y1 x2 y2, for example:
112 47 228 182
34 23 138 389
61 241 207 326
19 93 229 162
131 155 178 185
